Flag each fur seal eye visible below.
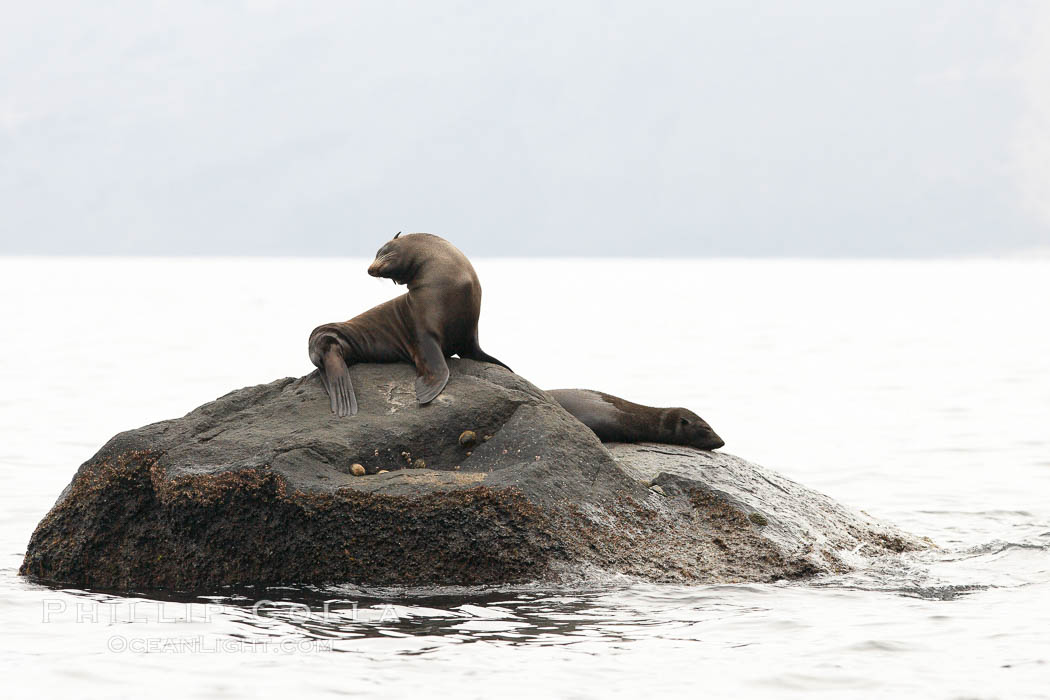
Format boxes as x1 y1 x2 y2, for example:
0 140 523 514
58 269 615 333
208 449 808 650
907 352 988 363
680 417 690 426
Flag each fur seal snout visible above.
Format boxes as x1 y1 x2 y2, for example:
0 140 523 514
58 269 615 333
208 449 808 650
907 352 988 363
308 232 511 417
549 389 724 450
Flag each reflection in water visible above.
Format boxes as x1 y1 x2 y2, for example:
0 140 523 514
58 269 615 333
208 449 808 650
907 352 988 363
9 510 1044 697
36 528 1049 652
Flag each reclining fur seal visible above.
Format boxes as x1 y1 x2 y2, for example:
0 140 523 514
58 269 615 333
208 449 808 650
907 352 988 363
548 389 725 450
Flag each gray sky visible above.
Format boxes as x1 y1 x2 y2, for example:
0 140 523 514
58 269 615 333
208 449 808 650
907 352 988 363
2 1 1049 257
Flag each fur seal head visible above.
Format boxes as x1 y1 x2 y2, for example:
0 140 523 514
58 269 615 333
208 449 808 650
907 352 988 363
367 232 445 286
662 407 725 450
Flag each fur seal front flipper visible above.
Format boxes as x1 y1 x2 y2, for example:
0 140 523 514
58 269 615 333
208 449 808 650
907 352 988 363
548 388 724 450
413 332 450 404
308 233 510 415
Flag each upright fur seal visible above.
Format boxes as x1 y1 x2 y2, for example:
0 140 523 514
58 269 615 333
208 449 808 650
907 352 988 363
548 389 725 450
308 233 511 416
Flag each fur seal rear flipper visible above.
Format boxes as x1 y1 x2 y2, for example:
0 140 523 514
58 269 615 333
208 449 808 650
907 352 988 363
308 233 511 416
459 332 513 371
320 345 358 416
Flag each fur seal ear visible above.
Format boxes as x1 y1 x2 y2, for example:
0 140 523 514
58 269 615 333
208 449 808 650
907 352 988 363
394 231 401 239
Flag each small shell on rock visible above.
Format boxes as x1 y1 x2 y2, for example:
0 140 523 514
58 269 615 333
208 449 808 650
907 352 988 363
649 484 666 496
377 469 389 474
458 430 477 448
412 458 426 469
350 464 366 477
483 435 492 441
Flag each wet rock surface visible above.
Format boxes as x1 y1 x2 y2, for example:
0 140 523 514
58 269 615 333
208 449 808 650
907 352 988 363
20 360 926 591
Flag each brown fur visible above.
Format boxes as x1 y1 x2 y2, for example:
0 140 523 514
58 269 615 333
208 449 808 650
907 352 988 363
308 233 510 415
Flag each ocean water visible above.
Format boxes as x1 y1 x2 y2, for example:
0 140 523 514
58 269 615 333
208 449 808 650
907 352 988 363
0 257 1048 699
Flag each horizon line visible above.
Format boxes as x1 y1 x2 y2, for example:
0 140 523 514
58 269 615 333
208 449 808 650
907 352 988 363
2 251 1049 262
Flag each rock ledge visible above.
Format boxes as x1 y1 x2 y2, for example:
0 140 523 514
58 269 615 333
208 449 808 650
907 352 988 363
20 361 925 590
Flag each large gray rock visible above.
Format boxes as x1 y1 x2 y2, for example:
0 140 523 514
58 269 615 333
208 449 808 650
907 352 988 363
20 360 925 590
